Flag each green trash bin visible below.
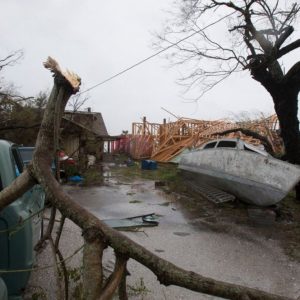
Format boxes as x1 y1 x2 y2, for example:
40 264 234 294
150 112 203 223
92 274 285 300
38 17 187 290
0 140 45 299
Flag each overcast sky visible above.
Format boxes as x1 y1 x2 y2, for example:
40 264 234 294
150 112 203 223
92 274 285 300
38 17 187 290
1 1 300 135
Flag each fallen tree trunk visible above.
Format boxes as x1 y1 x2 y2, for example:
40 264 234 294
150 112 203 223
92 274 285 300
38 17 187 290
0 57 291 300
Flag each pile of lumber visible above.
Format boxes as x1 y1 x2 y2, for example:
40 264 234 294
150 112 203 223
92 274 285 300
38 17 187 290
130 114 283 162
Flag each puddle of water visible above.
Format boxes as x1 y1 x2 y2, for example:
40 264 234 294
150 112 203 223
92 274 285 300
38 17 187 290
68 174 190 225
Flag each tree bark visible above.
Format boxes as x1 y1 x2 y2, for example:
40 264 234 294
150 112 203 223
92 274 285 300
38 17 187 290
272 85 300 201
272 88 300 164
0 168 35 211
83 229 105 300
251 64 300 201
99 252 128 300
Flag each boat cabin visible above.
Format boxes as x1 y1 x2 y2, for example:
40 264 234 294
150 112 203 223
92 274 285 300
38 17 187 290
201 139 268 156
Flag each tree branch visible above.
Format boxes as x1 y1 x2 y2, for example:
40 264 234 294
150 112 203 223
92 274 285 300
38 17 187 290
83 229 105 300
212 128 275 155
277 39 300 59
275 26 294 49
99 252 128 300
0 168 36 211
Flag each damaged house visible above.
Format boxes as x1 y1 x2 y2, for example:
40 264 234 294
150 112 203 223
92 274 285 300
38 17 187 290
61 109 109 167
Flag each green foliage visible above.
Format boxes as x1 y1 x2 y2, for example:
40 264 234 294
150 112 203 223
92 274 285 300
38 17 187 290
72 282 84 300
81 168 103 186
68 266 84 300
128 277 151 298
64 164 80 177
30 288 47 300
114 161 179 182
67 266 82 283
0 89 49 145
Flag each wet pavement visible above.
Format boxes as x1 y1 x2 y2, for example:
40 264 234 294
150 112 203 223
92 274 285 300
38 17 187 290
26 166 300 299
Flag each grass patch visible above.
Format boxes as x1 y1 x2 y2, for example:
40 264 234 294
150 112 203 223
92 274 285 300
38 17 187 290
128 277 151 298
114 161 179 182
276 192 300 262
81 168 103 186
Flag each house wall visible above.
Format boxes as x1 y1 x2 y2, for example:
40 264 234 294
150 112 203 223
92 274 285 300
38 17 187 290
61 135 80 159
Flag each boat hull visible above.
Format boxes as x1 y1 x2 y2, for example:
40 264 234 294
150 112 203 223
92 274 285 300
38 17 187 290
179 149 300 206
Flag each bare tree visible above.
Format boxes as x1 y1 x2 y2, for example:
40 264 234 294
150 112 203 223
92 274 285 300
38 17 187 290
0 50 24 98
0 52 49 143
156 0 300 197
0 58 290 299
67 92 90 112
0 49 23 72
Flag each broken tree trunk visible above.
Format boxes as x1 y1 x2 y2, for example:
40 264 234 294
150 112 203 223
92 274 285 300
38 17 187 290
0 58 291 300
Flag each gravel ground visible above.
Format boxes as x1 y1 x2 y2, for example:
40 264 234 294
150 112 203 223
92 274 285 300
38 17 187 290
24 173 300 299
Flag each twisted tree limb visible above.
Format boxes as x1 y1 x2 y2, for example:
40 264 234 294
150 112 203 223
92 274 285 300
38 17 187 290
83 228 105 300
0 168 36 211
99 252 128 300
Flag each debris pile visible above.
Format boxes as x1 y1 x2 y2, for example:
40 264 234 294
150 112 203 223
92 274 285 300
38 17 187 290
120 114 283 162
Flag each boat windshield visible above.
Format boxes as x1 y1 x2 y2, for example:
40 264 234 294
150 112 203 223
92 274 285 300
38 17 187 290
216 141 237 148
203 142 217 149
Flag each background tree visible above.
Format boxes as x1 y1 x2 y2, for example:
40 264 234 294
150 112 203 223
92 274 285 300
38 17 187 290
0 51 49 145
67 91 90 112
0 90 48 145
156 0 300 196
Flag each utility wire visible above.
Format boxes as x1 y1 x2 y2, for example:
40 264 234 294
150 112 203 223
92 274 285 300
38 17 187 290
78 12 234 95
0 244 84 274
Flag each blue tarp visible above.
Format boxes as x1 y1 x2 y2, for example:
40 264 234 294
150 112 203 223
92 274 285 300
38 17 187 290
141 160 157 170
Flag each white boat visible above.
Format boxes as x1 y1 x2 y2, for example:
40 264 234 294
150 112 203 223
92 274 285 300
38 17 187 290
178 139 300 206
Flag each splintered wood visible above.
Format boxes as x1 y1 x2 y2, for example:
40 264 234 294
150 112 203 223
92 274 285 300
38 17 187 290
129 115 283 162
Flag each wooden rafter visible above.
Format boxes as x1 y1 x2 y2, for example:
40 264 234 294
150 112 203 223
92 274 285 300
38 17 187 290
129 114 283 162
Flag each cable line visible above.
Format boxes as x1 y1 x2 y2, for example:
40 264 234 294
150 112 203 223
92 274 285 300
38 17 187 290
78 12 234 95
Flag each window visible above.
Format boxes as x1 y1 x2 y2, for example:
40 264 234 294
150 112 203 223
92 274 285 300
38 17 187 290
203 142 217 149
19 148 34 163
216 141 237 148
11 147 24 174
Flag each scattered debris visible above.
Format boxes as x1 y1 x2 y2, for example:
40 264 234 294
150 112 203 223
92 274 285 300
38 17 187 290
157 202 171 206
154 249 165 253
68 175 84 183
141 160 157 170
173 232 191 237
129 200 143 204
185 181 235 204
112 114 282 162
103 213 159 230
